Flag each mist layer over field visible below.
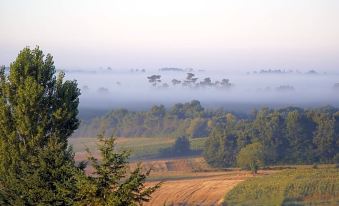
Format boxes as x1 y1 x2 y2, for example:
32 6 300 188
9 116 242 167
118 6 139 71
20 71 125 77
64 69 339 111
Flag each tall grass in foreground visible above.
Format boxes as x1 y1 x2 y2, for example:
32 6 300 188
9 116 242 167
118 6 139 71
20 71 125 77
223 167 339 206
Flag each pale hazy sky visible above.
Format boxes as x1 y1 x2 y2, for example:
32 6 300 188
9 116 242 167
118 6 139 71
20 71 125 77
1 0 339 71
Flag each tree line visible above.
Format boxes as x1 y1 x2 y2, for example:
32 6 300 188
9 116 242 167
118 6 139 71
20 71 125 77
204 106 339 168
147 73 232 89
77 102 339 167
75 100 215 138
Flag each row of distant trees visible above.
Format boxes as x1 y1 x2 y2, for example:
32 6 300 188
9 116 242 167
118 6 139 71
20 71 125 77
80 72 338 93
248 69 322 75
76 100 339 167
147 73 232 89
76 100 215 138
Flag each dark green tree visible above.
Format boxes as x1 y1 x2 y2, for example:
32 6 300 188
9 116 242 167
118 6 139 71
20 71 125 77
75 134 161 206
173 136 190 155
252 109 286 164
170 103 186 119
0 47 81 205
285 110 314 163
187 118 208 138
203 125 237 167
312 113 336 162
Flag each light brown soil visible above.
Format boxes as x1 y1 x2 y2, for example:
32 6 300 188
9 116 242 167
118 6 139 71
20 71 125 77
145 171 254 206
130 157 211 173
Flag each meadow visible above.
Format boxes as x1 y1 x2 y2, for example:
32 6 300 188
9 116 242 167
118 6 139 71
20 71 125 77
223 166 339 206
69 136 206 160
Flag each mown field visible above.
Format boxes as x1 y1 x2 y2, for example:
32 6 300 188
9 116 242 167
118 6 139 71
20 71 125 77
69 137 206 161
223 166 339 206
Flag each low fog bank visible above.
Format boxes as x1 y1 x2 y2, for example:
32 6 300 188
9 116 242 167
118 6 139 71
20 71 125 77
63 69 339 113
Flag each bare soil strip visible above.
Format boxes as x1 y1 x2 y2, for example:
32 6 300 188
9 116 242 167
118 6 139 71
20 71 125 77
145 171 252 206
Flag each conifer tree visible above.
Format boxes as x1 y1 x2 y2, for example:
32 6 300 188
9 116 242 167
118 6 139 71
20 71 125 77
75 134 161 206
0 47 81 205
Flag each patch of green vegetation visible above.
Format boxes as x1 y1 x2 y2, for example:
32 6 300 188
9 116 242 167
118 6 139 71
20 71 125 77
124 139 174 160
190 138 206 151
223 167 339 206
70 137 207 160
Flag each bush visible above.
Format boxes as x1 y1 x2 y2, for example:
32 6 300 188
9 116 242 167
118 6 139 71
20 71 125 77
237 142 264 174
173 136 190 154
160 136 191 157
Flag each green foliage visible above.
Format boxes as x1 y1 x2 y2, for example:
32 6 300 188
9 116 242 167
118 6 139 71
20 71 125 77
224 168 339 206
204 107 339 168
76 100 338 168
75 100 212 138
285 110 314 163
70 137 207 160
173 136 190 154
0 47 164 205
237 142 264 174
0 47 81 205
75 134 161 206
311 113 337 162
203 125 238 168
186 118 209 138
159 136 193 157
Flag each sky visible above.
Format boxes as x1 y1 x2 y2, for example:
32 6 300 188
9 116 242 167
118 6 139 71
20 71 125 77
1 0 339 72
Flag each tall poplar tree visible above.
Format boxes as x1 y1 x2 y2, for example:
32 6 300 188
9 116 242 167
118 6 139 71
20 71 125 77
0 47 81 205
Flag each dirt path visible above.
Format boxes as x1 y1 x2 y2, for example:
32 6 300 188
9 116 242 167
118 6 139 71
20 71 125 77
145 172 250 206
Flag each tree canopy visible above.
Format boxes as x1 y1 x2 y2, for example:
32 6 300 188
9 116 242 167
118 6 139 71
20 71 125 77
203 107 339 168
0 46 81 205
0 47 160 205
237 142 264 174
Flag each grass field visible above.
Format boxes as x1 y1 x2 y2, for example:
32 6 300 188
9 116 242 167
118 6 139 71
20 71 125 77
69 137 207 160
223 166 339 206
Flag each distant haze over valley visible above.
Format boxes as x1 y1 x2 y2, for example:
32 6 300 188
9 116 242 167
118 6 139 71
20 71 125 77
55 68 339 111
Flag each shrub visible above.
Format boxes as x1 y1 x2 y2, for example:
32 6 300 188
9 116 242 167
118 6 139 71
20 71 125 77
237 142 264 174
